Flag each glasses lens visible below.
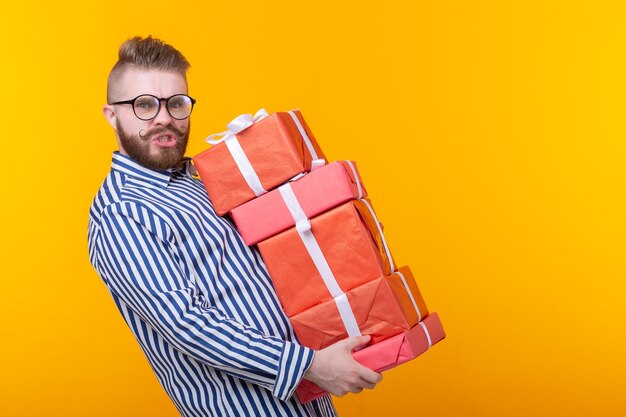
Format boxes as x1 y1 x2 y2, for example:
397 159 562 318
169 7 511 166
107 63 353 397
134 95 159 120
167 95 193 120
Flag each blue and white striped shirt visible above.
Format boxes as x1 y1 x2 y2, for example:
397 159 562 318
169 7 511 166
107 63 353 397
88 152 337 417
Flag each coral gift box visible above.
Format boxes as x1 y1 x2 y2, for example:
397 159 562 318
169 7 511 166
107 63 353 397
290 266 429 350
257 199 395 317
231 160 367 246
193 110 326 216
295 313 446 403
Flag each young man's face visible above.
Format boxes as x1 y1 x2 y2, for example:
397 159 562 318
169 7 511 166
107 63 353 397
104 68 191 170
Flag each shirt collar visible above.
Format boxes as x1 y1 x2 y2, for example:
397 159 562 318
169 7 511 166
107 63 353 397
110 151 191 188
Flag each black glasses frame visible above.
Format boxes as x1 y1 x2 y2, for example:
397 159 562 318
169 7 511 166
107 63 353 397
110 94 197 121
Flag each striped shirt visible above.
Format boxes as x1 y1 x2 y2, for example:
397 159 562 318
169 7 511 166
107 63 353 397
88 152 338 417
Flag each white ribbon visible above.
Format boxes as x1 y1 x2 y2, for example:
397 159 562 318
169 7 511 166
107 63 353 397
278 183 361 338
345 161 363 199
205 109 269 144
205 109 269 197
395 270 422 321
287 110 326 171
359 199 395 271
419 321 432 348
334 294 360 338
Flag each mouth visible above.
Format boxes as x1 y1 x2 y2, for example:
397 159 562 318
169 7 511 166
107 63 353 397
151 133 178 148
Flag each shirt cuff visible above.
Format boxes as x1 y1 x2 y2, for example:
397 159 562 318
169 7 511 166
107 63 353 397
272 340 315 401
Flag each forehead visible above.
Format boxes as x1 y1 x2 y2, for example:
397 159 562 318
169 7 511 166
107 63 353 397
118 68 188 99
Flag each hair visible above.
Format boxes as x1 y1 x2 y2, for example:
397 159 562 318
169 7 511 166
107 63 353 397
107 36 191 103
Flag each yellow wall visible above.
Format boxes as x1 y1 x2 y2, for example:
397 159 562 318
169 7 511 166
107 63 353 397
2 1 625 416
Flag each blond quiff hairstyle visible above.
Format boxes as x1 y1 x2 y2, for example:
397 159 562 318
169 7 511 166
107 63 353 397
107 36 191 103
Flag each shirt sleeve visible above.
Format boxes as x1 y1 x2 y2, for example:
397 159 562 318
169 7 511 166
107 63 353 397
92 201 314 401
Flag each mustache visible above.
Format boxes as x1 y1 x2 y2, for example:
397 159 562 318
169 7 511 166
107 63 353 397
139 124 188 139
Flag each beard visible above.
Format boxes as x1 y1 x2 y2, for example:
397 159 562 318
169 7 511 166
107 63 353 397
116 120 190 170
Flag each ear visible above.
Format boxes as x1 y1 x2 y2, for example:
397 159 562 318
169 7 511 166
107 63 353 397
103 104 117 129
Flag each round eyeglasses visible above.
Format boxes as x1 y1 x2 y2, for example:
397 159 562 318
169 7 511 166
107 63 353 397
110 94 196 121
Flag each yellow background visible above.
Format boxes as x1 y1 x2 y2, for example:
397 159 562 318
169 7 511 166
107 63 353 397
2 1 625 416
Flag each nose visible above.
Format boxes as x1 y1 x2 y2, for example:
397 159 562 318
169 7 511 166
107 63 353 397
153 101 173 126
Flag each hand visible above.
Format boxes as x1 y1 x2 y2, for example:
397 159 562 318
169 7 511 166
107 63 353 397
303 335 383 396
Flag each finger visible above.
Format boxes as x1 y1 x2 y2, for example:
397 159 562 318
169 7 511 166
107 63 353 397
358 367 382 385
349 386 364 394
359 378 377 390
334 389 347 397
344 335 371 351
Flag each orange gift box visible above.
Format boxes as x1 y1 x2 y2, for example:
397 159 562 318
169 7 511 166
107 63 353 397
290 266 429 350
257 198 396 317
295 313 446 403
193 110 326 216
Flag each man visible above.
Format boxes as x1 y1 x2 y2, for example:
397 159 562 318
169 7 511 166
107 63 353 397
88 36 381 417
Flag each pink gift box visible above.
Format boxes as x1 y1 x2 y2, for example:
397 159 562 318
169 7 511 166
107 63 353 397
230 161 367 246
295 313 445 403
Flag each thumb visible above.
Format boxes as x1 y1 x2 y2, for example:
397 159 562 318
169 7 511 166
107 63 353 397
343 335 372 351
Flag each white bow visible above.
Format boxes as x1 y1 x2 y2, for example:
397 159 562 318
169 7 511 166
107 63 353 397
205 109 269 144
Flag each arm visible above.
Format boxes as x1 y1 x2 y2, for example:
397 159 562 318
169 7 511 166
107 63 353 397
92 201 312 401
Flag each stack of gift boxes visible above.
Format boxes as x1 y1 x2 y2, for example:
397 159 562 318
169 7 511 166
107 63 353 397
193 109 445 402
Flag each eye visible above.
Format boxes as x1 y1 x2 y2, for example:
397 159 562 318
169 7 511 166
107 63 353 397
169 96 188 109
135 97 157 110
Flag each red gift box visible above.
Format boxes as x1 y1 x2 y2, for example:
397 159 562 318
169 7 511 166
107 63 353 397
231 161 367 246
193 110 326 215
295 313 445 403
257 199 396 317
290 266 429 350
